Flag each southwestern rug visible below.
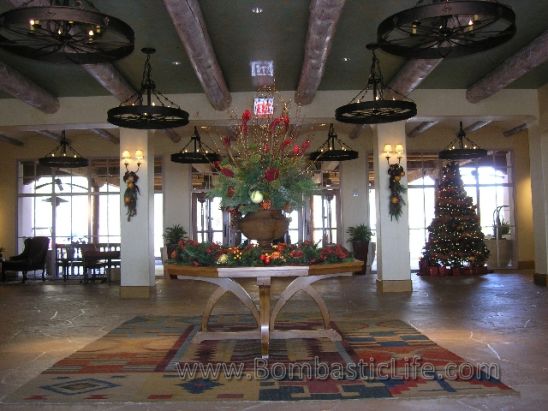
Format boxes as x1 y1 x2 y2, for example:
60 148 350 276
6 314 515 403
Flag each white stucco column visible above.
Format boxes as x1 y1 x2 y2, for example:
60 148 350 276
373 122 412 292
528 125 548 286
340 133 369 244
163 156 192 238
119 129 155 298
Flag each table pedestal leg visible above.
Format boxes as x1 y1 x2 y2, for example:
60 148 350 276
257 277 271 359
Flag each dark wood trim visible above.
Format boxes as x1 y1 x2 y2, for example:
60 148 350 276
534 273 547 286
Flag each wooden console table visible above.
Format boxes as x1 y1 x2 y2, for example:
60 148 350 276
165 260 363 359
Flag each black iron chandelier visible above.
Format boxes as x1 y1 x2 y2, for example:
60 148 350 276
335 44 417 124
309 124 358 162
0 0 134 64
171 126 221 164
107 48 189 130
439 121 487 160
377 0 516 59
39 130 89 168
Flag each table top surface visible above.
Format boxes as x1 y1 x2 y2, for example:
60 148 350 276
165 260 363 279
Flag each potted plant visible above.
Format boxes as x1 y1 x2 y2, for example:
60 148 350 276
163 225 187 258
346 224 372 274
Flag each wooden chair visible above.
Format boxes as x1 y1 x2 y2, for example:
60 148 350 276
81 244 107 284
2 237 50 283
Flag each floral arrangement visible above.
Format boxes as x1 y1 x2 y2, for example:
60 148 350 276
209 94 316 215
170 240 352 267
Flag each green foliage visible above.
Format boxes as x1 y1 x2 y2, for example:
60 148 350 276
346 224 372 242
208 107 316 214
173 241 351 267
163 224 187 245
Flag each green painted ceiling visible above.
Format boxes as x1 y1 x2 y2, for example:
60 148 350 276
0 0 547 100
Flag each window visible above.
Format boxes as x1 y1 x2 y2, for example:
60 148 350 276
17 158 163 275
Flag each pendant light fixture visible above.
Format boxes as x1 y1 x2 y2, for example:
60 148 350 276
439 121 487 160
39 130 89 168
0 0 134 64
107 48 189 129
309 124 358 162
377 0 516 59
171 126 220 164
335 44 417 124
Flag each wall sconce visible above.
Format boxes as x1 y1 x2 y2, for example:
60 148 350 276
384 144 404 164
121 149 143 222
121 149 143 172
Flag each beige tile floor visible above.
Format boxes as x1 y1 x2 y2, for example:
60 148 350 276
0 270 546 410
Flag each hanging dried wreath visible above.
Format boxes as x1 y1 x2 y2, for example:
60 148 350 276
388 163 406 221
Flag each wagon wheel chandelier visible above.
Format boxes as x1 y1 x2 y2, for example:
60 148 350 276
377 0 516 59
171 126 221 164
438 121 487 160
39 130 89 168
309 123 358 162
0 0 134 64
335 44 417 124
107 48 189 130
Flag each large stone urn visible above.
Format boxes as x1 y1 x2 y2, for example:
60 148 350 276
238 209 289 248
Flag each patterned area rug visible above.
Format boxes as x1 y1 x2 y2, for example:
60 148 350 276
6 315 515 403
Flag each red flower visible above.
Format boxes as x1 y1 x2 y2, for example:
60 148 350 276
281 139 291 149
264 167 280 182
241 109 251 123
292 145 300 155
220 167 234 177
222 136 231 146
301 139 311 152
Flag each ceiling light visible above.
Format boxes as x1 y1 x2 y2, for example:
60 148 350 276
309 123 358 162
377 0 516 59
342 57 350 62
251 7 263 14
39 131 89 168
171 126 221 164
439 122 487 160
172 60 181 66
0 0 134 64
335 44 417 124
107 48 189 129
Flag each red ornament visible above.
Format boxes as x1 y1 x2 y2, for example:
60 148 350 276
264 167 280 182
220 167 234 177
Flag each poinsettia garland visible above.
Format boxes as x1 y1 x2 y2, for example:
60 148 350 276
388 163 406 221
170 240 352 267
209 101 316 214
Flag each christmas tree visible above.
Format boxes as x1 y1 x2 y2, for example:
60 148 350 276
421 161 489 272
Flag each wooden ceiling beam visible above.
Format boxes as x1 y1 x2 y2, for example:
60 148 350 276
81 63 136 102
503 123 528 137
0 61 59 113
90 129 119 144
34 130 61 141
467 29 548 103
163 0 231 110
388 59 443 96
295 0 346 105
407 121 439 138
164 129 182 143
463 120 491 133
0 133 24 146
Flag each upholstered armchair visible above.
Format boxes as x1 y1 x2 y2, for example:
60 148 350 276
1 237 50 283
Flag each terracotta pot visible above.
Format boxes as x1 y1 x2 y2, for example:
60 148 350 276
451 267 461 276
439 266 449 276
238 209 289 248
428 266 439 276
